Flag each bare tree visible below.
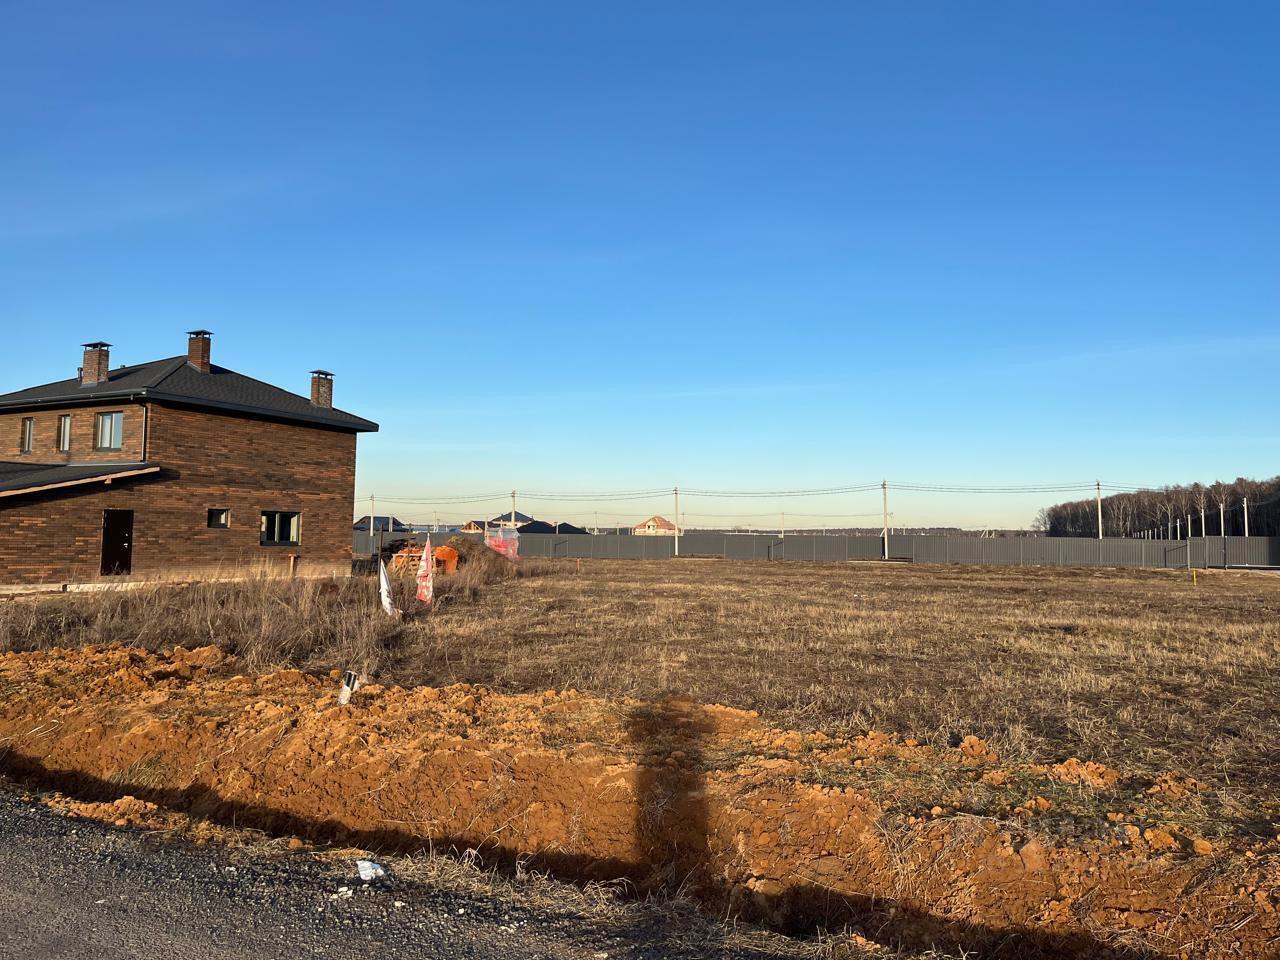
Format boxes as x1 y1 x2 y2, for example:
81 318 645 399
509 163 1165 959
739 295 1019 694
1040 475 1280 538
1190 483 1208 537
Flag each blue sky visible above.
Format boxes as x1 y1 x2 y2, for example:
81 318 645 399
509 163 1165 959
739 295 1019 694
1 2 1276 529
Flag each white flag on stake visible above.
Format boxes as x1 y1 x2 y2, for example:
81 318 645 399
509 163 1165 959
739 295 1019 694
378 558 400 618
416 534 434 604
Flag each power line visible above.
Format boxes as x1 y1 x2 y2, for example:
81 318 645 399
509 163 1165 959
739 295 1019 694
681 483 882 498
362 479 1154 504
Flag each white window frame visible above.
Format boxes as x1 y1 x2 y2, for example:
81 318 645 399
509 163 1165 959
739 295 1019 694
19 417 33 454
57 414 71 453
94 411 124 451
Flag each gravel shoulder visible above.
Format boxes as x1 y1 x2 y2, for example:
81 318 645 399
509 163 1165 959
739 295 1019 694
0 779 809 960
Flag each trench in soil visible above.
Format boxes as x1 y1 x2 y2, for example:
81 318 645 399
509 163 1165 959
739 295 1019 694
1 644 1277 960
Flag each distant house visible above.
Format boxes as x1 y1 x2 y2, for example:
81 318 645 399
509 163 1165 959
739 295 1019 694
458 512 536 533
517 520 555 534
633 515 677 536
489 510 534 529
516 520 591 535
352 515 411 533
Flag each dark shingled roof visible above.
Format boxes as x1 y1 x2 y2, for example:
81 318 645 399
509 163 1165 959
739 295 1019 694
352 515 411 533
0 461 160 497
489 510 534 524
516 520 591 535
516 520 556 534
0 357 377 432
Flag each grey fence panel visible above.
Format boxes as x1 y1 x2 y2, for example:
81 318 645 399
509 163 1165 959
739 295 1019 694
1099 539 1141 568
355 529 1280 569
511 533 550 557
559 535 596 559
353 530 432 556
847 536 883 560
776 535 849 562
885 534 913 560
1223 536 1279 567
647 537 676 559
1227 537 1250 567
776 536 812 561
679 533 728 556
814 536 848 562
1155 541 1185 569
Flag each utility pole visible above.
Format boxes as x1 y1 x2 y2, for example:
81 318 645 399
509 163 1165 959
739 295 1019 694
1176 518 1181 539
369 495 378 559
780 510 785 539
1219 502 1225 537
510 490 516 527
1095 480 1103 539
673 486 680 556
881 480 889 560
1243 497 1250 538
1200 508 1205 538
595 510 599 534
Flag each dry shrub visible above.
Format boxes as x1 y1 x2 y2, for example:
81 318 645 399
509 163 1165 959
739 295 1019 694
0 577 399 676
444 535 515 579
0 543 558 679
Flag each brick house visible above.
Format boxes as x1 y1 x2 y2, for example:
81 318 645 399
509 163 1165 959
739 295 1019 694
0 332 377 588
633 515 677 536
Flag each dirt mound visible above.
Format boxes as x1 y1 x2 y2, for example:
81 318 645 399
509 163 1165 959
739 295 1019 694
443 535 515 581
1 644 1277 958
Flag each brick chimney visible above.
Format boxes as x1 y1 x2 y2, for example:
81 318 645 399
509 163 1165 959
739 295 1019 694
80 342 111 386
186 329 212 372
310 369 334 408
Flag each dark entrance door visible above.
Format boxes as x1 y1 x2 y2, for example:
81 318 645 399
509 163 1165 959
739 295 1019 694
101 509 134 576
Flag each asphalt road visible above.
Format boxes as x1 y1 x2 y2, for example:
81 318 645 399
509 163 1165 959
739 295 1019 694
0 783 796 960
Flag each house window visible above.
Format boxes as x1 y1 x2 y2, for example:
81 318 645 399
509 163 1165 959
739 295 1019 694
260 511 300 546
94 411 124 451
56 415 71 453
207 508 230 529
19 418 33 453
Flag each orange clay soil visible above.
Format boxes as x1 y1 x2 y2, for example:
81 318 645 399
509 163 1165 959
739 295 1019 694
1 644 1277 959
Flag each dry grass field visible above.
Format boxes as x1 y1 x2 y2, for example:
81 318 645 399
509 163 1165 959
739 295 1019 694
5 558 1280 957
405 559 1280 806
3 558 1278 804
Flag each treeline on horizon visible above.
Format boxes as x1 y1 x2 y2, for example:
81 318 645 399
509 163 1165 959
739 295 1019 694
1038 476 1280 538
